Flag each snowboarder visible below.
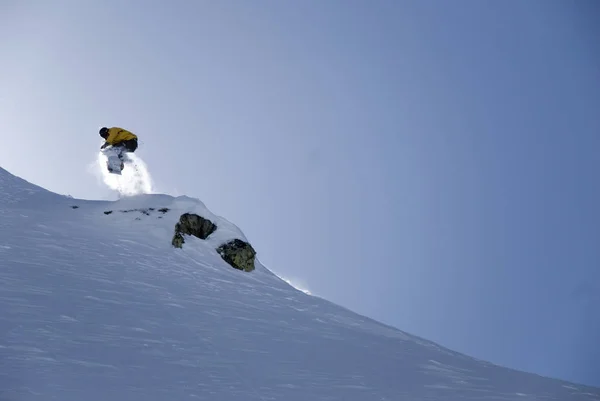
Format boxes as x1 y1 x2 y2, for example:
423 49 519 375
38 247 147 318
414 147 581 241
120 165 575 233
99 127 139 173
99 127 138 153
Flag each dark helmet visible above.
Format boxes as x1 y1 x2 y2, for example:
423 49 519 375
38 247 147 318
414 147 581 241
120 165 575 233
99 127 109 138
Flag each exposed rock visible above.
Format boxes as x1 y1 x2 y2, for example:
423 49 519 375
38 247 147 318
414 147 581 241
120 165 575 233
172 233 185 248
104 207 170 219
216 239 256 272
120 208 151 216
172 213 217 248
71 205 79 209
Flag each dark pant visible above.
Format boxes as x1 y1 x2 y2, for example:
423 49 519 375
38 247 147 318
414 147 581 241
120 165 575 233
115 139 138 152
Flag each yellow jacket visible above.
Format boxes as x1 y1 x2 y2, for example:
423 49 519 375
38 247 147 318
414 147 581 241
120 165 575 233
105 127 137 145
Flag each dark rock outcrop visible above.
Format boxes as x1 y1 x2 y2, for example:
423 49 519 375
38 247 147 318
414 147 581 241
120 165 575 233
172 213 217 248
102 207 170 218
216 239 256 272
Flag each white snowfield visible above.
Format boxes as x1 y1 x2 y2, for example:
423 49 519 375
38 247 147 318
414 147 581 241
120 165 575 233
1 166 599 401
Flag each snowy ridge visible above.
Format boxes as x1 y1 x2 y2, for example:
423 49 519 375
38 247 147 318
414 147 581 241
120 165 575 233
0 165 599 401
0 167 61 206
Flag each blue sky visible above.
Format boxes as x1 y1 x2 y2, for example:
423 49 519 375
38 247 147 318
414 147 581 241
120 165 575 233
1 0 599 387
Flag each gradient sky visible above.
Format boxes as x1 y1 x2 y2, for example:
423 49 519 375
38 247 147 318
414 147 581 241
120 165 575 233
1 0 599 387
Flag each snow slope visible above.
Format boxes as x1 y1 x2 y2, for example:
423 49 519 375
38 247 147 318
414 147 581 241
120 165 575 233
0 166 599 401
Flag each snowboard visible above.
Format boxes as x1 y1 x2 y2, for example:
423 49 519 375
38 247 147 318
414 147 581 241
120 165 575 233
103 146 126 175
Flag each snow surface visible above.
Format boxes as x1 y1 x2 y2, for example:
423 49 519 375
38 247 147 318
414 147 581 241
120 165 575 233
1 165 599 401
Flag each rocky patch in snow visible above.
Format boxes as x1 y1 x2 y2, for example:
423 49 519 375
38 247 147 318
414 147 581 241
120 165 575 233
96 204 256 273
172 213 217 247
171 213 256 272
100 207 170 219
217 238 256 272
